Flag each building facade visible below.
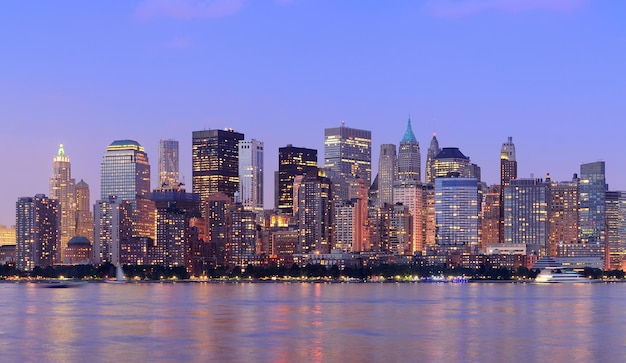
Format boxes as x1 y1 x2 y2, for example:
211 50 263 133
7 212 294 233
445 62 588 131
16 195 59 271
238 139 264 214
425 133 441 185
324 125 372 187
277 145 318 215
377 144 397 207
49 144 76 263
158 139 180 189
578 161 607 263
503 178 549 255
397 117 421 182
435 177 480 252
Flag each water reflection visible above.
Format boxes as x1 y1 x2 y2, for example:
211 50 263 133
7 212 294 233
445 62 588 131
0 282 625 362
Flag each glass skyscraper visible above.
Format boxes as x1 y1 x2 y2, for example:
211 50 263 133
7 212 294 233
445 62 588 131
238 139 264 214
377 143 397 207
277 145 318 215
158 139 179 189
324 124 372 187
578 161 607 263
435 177 480 252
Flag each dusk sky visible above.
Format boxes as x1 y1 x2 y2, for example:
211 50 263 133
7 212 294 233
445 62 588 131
1 0 625 225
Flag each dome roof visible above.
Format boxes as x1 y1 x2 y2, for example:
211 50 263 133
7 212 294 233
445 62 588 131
68 236 91 246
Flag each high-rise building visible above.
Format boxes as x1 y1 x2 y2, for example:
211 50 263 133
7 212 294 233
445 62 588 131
499 136 517 243
324 124 372 187
422 184 436 249
435 177 480 252
16 195 59 271
93 196 132 265
295 169 333 254
192 129 244 209
333 178 369 252
277 145 318 215
379 203 412 255
225 202 257 268
578 161 607 263
152 189 201 270
398 117 421 182
503 178 549 255
377 144 397 207
238 139 264 214
425 133 441 185
205 192 232 267
548 176 578 257
605 190 626 270
75 179 93 242
393 179 423 254
433 147 471 179
100 140 153 239
481 185 501 251
49 144 76 263
158 139 179 189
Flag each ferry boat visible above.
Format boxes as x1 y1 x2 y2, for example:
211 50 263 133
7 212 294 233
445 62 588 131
535 267 590 283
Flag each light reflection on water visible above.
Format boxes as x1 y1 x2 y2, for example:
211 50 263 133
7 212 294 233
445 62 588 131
0 282 625 362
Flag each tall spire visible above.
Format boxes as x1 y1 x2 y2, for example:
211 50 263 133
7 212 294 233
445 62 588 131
401 116 417 145
54 143 69 162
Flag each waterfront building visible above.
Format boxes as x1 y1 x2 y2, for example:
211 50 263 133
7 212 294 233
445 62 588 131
503 178 549 255
205 192 232 266
152 189 202 270
270 230 299 267
324 124 372 187
379 203 412 255
333 178 369 253
481 185 501 251
238 139 264 215
93 196 132 265
393 179 423 254
433 147 471 179
577 161 607 264
435 177 480 253
65 236 92 265
499 136 517 243
16 195 59 271
0 224 16 246
377 144 397 207
548 176 579 257
605 190 626 270
158 139 180 189
49 144 76 263
226 202 258 268
75 179 93 245
295 169 333 254
277 145 318 215
100 139 154 240
397 117 421 182
422 184 436 249
192 129 244 209
425 133 441 185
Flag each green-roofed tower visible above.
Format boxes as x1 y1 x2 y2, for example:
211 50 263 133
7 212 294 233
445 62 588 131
398 116 421 182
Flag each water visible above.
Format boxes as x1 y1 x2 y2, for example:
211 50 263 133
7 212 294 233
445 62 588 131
0 282 624 362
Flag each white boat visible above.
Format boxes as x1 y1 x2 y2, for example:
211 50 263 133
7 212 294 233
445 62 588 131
535 267 590 283
105 264 127 283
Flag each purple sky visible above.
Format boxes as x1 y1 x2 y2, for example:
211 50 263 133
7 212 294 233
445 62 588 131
1 0 625 225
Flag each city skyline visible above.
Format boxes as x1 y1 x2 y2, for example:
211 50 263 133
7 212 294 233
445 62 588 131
2 1 626 224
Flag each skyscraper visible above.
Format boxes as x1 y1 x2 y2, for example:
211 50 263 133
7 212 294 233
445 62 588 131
16 195 59 271
192 129 244 209
503 178 549 255
499 136 517 243
548 176 578 257
425 133 441 185
295 169 333 254
433 147 471 179
49 144 76 263
377 144 397 207
398 117 421 182
393 178 423 253
435 177 480 252
578 161 607 263
324 124 372 187
238 139 264 214
158 139 179 189
100 140 153 240
277 145 318 215
93 196 132 265
75 179 93 241
605 190 626 270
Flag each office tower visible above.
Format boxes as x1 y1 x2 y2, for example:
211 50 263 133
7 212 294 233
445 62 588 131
379 203 412 255
93 196 132 265
481 185 501 251
49 144 76 263
578 161 607 263
503 178 549 255
158 139 179 189
548 176 578 257
393 179 423 254
16 195 59 271
333 178 369 252
192 129 244 210
422 184 436 248
225 202 257 268
205 192 232 266
324 124 372 187
152 189 202 270
238 139 264 214
435 177 480 252
433 147 471 179
425 133 441 185
100 140 154 239
499 136 517 243
295 169 333 254
398 117 421 182
605 191 626 270
277 145 318 214
377 144 397 207
75 179 93 242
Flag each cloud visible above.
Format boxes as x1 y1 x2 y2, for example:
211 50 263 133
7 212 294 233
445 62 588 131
136 0 245 21
424 0 589 18
161 36 193 49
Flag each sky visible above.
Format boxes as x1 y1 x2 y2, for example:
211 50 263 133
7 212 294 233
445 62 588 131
1 0 626 225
